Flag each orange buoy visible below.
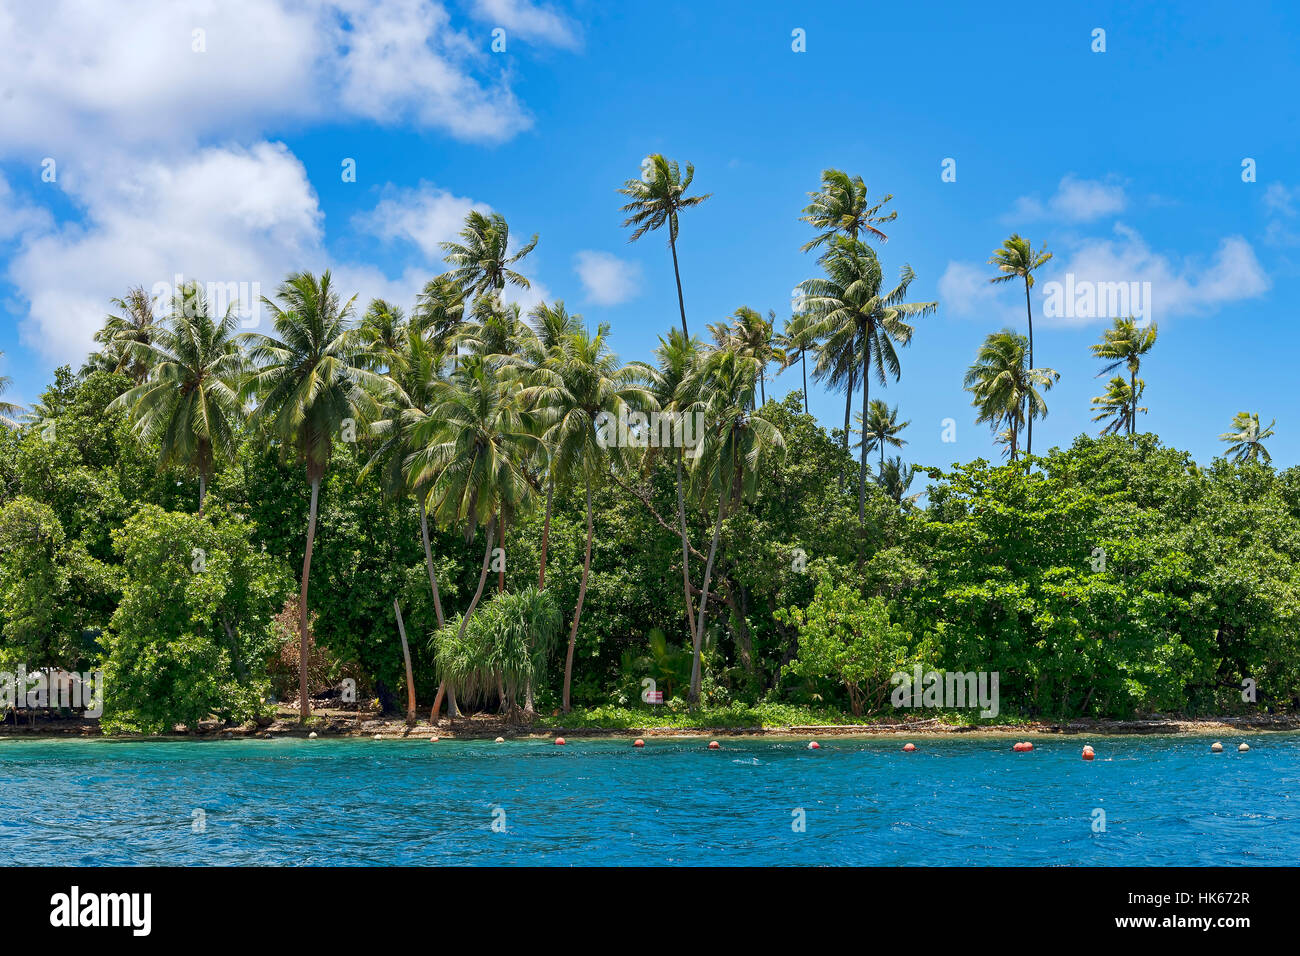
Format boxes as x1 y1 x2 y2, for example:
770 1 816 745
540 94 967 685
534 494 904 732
1082 745 1095 761
1013 741 1034 752
808 741 820 750
902 743 916 753
554 737 566 746
633 739 645 748
429 736 439 743
708 740 720 750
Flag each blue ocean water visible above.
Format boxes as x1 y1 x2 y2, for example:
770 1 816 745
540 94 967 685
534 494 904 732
1 734 1295 865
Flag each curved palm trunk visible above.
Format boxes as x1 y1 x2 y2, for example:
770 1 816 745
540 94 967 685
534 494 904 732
1023 277 1034 456
420 495 459 722
538 477 554 589
669 227 689 338
689 493 727 705
432 521 497 723
676 450 698 648
298 473 321 720
561 476 594 713
393 599 416 724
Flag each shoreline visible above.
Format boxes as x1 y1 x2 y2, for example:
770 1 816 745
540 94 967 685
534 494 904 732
3 712 1298 742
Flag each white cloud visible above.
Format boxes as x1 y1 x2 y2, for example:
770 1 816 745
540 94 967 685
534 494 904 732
357 183 490 260
0 174 52 241
573 251 642 306
936 260 1021 322
1007 174 1127 223
470 0 582 50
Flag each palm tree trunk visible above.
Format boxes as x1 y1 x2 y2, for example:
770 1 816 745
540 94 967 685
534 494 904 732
669 227 689 338
393 599 416 724
497 514 506 593
839 366 855 489
562 475 594 713
676 450 697 649
419 496 445 627
1129 368 1137 437
298 473 321 720
759 371 765 407
801 351 809 415
858 343 870 524
198 472 207 516
1023 277 1034 456
434 520 497 723
538 477 554 589
690 493 727 705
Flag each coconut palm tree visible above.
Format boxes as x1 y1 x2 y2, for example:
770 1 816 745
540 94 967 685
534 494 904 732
879 455 921 507
800 238 935 523
963 329 1058 462
242 271 378 719
854 399 910 476
1090 316 1157 435
679 346 785 704
1091 376 1146 437
358 299 407 368
94 286 161 384
440 211 538 302
799 169 896 253
988 235 1053 454
618 154 711 338
529 327 655 711
0 353 22 428
405 355 541 719
776 312 816 415
1220 412 1276 464
412 274 467 356
708 307 784 406
109 281 245 513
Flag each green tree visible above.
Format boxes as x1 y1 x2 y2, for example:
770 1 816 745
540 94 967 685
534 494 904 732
1091 376 1146 436
799 168 896 252
1090 317 1157 435
440 211 537 300
964 329 1058 461
855 398 909 476
988 235 1053 454
1220 412 1275 463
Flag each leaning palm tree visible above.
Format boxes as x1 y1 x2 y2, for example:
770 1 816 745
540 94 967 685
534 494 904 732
1091 376 1147 437
988 235 1053 454
110 282 245 513
440 211 538 301
0 353 22 428
618 154 711 338
405 355 541 720
799 168 896 253
1219 412 1275 464
963 329 1058 462
1090 316 1157 435
95 286 161 384
679 346 785 704
529 327 655 711
242 271 378 719
854 399 910 476
800 238 936 523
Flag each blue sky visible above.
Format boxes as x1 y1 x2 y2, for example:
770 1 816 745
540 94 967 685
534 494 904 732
2 0 1298 469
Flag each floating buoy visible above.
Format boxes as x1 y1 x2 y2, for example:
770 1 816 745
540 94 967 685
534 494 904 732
373 734 382 740
1239 743 1250 752
308 731 318 739
808 741 820 750
708 740 720 750
902 743 916 753
429 736 439 743
554 737 566 746
1013 741 1034 752
633 739 645 748
1211 741 1224 753
1082 745 1095 760
494 736 505 743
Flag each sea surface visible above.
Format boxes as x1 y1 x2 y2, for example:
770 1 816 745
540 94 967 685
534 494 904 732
2 733 1296 865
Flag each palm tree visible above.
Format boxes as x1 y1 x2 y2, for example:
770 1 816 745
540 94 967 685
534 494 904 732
855 399 910 477
618 154 711 338
800 238 935 523
1220 412 1275 464
776 313 816 415
988 235 1053 454
1090 316 1157 435
679 346 784 704
708 307 783 405
800 169 896 252
358 299 407 367
0 353 22 428
94 286 161 384
1091 376 1146 436
440 211 538 301
110 282 245 513
412 274 467 356
879 456 921 507
529 327 655 711
405 355 541 719
242 271 378 719
963 329 1058 461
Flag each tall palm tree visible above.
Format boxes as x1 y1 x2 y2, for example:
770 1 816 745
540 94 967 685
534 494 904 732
412 274 467 357
358 299 407 367
1090 316 1157 435
405 355 541 718
529 327 654 711
708 307 782 406
242 271 378 719
776 312 816 415
1220 412 1275 464
800 238 935 522
799 169 896 253
110 282 245 513
855 399 910 476
0 353 22 428
988 235 1053 454
94 286 161 384
1091 376 1146 436
679 346 784 704
963 329 1058 462
618 154 711 338
440 211 538 301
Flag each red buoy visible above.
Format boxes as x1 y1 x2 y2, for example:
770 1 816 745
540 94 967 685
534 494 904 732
808 741 820 750
903 743 917 753
1013 741 1034 752
708 740 720 750
554 737 566 746
1082 745 1095 761
633 739 645 748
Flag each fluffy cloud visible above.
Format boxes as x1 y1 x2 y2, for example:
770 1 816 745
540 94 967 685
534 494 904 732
470 0 582 50
573 251 642 306
1007 174 1127 224
357 183 491 261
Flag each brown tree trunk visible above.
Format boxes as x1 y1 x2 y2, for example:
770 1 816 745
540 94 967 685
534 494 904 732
669 225 688 338
298 472 321 720
676 450 698 649
393 599 416 724
690 493 727 705
538 477 554 589
1024 277 1034 456
562 475 594 713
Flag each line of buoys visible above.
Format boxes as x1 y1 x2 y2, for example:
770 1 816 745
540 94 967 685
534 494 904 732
808 741 820 750
708 740 720 750
1239 742 1250 752
554 737 566 746
1012 741 1033 752
633 739 645 748
1211 741 1224 753
902 743 916 752
1082 745 1095 760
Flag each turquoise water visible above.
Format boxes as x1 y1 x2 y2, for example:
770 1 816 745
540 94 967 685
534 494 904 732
2 733 1296 865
